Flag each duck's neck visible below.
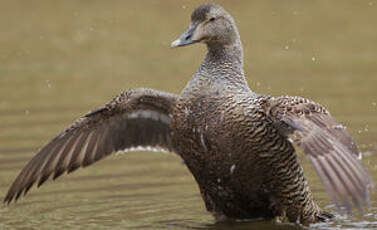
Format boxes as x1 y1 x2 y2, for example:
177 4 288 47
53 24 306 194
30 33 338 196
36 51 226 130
197 39 246 85
207 41 244 67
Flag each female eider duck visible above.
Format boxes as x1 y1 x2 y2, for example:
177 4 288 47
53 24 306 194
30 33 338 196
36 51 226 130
4 3 373 225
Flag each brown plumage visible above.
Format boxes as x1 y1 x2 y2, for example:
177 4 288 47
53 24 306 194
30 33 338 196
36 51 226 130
4 89 177 201
4 3 373 225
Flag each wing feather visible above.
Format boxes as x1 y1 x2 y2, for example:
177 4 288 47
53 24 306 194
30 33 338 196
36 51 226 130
266 96 373 213
4 88 177 204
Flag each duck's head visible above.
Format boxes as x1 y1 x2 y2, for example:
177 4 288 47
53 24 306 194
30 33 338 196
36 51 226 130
171 4 239 48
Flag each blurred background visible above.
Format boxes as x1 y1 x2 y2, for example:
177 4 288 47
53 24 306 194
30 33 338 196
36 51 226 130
0 1 376 229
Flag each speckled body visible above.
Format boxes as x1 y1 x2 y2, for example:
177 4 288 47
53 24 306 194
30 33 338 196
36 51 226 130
171 55 321 223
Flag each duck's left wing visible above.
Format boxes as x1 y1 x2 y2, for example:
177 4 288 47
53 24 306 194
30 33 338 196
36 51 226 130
264 96 374 213
4 88 178 204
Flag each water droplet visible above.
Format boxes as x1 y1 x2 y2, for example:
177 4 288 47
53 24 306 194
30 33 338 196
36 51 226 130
230 164 236 175
46 80 52 88
372 102 376 106
184 107 190 115
364 212 373 217
182 5 187 9
217 178 221 183
284 45 289 50
333 124 345 130
311 57 316 62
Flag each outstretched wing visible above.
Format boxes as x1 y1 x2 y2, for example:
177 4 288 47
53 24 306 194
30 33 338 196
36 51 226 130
4 88 178 204
265 96 374 213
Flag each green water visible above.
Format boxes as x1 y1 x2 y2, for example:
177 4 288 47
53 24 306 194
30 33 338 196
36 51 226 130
0 1 376 229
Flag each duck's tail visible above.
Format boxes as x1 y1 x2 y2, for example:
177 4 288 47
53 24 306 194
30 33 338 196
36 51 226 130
316 210 335 222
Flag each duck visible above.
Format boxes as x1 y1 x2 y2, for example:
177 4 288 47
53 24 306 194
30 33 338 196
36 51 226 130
4 3 373 225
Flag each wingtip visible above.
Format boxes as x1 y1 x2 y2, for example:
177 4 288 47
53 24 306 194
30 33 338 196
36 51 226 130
3 193 14 206
3 197 9 205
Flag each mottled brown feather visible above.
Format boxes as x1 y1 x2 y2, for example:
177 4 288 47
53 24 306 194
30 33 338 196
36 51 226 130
4 88 177 204
266 96 373 213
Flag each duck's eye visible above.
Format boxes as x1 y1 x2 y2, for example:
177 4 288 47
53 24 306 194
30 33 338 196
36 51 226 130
209 17 216 22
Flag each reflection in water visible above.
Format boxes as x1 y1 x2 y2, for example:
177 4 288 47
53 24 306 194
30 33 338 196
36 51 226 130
0 1 376 229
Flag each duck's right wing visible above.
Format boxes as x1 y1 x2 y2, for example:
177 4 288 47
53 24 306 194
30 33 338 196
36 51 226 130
4 88 178 204
264 96 373 213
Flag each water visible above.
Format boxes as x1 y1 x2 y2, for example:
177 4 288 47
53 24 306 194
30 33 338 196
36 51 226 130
1 1 376 229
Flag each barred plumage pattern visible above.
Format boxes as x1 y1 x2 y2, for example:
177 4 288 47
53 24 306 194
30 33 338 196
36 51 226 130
4 3 373 226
